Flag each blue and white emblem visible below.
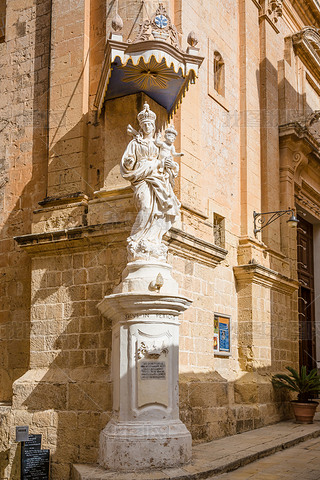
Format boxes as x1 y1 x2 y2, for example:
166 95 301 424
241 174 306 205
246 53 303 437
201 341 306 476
154 15 168 28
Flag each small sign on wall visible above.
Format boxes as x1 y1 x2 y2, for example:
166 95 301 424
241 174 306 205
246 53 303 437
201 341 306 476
214 313 231 356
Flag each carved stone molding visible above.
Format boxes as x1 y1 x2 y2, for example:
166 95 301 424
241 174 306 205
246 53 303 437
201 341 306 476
15 223 228 268
234 264 299 294
259 0 283 32
306 110 320 143
295 181 320 219
167 227 228 268
266 0 283 23
287 1 320 32
291 27 320 83
279 121 320 163
134 3 181 52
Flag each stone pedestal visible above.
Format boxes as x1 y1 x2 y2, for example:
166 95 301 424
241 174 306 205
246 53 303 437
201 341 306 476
97 261 192 471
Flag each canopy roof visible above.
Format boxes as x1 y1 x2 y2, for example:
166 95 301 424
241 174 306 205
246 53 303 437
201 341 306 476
94 37 203 117
94 4 204 117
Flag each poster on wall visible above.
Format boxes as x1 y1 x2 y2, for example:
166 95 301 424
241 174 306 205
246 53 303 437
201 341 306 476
214 314 231 355
213 315 219 351
213 333 219 351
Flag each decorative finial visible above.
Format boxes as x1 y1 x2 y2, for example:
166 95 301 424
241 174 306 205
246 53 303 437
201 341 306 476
187 31 199 48
112 13 123 32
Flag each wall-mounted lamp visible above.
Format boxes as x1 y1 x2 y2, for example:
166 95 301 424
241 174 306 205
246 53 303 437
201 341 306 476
253 209 299 236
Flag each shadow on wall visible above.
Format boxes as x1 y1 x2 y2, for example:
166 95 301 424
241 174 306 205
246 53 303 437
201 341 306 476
0 0 52 402
10 238 129 478
180 369 290 444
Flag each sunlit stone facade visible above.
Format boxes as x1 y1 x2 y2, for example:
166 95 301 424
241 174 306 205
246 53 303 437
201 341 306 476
1 0 320 478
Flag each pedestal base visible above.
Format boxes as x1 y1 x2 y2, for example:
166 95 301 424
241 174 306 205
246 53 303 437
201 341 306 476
99 420 192 471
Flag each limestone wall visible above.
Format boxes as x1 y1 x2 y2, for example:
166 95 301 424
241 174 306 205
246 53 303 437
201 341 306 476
1 0 320 478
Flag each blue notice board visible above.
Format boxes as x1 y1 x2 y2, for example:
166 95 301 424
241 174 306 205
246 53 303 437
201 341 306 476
214 314 231 354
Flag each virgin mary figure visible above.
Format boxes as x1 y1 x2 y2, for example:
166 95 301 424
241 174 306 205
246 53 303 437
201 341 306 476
121 103 181 261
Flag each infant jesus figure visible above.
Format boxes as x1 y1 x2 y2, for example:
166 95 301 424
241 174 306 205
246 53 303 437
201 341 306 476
155 125 183 187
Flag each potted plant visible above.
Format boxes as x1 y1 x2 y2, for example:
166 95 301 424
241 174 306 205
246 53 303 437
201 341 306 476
272 366 320 423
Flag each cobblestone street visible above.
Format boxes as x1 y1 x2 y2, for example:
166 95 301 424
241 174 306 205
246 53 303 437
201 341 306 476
213 437 320 480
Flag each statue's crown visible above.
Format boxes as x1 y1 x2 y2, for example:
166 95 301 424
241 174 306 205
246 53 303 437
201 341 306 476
137 102 156 125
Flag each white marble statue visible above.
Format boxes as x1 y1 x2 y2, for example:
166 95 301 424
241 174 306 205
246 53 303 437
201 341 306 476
121 103 182 261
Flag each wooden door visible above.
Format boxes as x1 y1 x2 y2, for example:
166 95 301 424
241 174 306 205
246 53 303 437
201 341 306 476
297 216 316 372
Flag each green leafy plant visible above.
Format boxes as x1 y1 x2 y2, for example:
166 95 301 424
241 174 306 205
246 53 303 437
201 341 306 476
272 366 320 403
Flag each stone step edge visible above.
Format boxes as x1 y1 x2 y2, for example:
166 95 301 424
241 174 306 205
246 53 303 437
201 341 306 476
201 428 320 478
73 427 320 480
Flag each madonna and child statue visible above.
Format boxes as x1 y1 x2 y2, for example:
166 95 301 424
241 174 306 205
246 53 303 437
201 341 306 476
121 102 183 262
98 102 193 471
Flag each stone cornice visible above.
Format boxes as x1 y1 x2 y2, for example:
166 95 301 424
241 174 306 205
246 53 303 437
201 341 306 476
287 0 320 27
306 0 320 22
167 228 228 268
234 263 299 294
14 224 228 268
14 222 130 255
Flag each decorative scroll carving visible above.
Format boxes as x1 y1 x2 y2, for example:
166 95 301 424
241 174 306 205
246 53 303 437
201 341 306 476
266 0 283 23
134 3 182 51
259 0 283 24
137 341 169 359
306 110 320 143
292 151 308 184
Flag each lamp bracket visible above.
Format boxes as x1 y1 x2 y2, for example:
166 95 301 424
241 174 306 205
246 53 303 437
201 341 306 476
253 209 296 236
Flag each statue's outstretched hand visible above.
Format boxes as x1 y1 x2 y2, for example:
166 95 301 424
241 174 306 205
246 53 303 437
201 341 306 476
127 124 139 138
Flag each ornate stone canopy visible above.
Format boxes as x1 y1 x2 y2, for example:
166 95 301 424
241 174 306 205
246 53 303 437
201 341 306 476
94 4 204 117
292 27 320 82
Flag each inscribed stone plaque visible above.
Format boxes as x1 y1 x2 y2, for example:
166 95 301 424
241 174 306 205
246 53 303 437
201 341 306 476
140 361 166 380
137 360 168 408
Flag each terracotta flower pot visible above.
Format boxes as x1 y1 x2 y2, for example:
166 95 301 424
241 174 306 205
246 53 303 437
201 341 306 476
291 401 318 424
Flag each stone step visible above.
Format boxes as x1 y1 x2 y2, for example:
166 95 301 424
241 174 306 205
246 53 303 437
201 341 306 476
73 413 320 480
